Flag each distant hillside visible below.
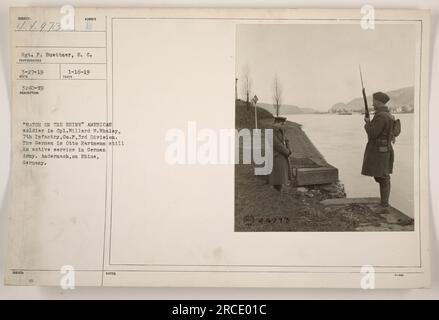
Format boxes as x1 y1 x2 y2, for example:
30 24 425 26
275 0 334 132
235 100 273 129
257 102 319 115
329 86 414 113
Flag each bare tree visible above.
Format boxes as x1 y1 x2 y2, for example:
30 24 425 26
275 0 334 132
272 74 282 117
241 65 252 109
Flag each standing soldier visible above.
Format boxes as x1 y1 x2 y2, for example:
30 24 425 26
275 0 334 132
269 117 292 192
361 92 395 210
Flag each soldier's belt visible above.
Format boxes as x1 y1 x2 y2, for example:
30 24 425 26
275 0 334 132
375 139 388 146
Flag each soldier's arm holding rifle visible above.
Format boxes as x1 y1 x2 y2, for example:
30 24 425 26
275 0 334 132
364 114 386 140
359 67 388 139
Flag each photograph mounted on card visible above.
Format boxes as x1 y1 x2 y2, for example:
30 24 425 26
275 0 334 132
6 7 430 288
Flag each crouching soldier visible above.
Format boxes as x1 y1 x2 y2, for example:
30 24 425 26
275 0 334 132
269 117 292 192
361 92 395 211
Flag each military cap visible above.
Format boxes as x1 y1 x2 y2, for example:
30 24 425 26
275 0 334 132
373 91 390 104
274 116 287 123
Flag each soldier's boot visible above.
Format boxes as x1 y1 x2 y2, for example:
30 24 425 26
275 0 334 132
378 176 391 213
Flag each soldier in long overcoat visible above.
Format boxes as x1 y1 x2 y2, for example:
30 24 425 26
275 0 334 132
269 117 292 192
361 92 395 208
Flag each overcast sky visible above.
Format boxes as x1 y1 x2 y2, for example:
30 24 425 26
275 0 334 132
236 23 417 111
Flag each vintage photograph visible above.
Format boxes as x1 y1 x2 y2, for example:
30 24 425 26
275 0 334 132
5 7 431 290
235 23 417 232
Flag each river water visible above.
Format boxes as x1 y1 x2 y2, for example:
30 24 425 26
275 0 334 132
286 113 414 217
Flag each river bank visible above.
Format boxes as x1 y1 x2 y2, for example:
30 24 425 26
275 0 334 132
286 113 414 217
235 162 413 231
234 100 414 232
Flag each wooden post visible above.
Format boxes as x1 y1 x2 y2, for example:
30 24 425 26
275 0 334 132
254 103 258 129
252 95 259 129
235 78 238 100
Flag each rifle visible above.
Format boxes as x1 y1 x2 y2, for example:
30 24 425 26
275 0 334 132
359 65 370 119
